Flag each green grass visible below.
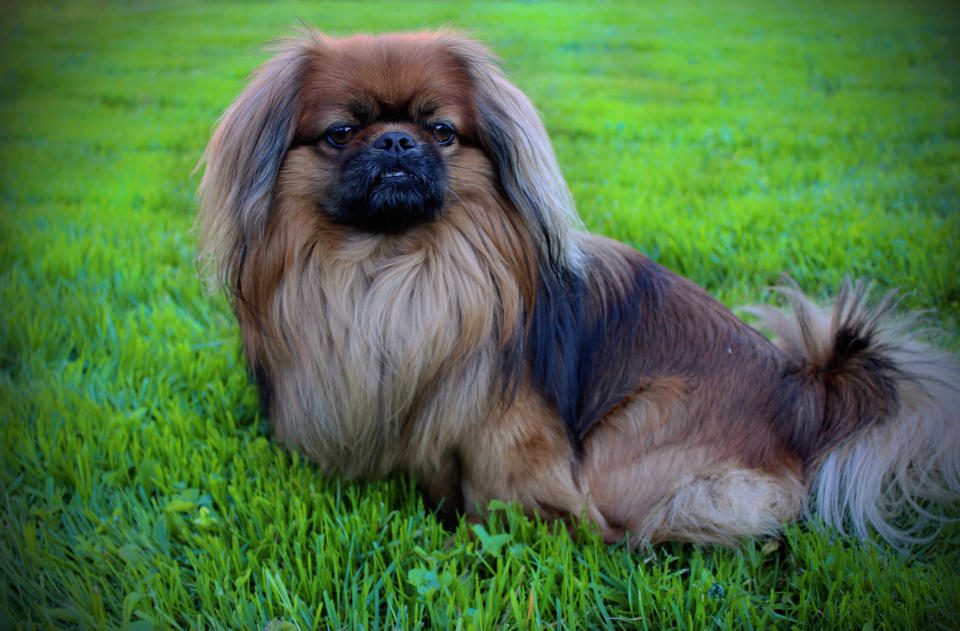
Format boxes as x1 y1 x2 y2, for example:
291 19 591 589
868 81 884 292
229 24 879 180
2 1 959 628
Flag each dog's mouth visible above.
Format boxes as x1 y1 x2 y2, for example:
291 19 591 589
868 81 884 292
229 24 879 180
334 143 448 234
374 168 427 191
378 169 415 181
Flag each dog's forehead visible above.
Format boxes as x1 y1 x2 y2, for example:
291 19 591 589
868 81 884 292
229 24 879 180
302 34 474 122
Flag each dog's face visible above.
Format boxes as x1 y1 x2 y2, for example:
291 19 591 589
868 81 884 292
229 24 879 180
283 34 486 234
198 30 580 289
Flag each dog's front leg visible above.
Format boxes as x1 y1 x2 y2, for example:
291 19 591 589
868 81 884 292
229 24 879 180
456 384 618 540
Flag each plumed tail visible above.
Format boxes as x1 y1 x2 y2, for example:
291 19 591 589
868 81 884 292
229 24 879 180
747 279 960 546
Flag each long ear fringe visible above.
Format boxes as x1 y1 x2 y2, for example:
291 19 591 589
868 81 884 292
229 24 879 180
441 34 584 272
747 278 960 548
196 36 315 292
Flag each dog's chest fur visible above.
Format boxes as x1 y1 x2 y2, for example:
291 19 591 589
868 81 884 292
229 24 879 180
253 219 525 477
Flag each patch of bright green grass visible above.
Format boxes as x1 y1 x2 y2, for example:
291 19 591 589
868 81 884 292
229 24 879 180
2 1 959 628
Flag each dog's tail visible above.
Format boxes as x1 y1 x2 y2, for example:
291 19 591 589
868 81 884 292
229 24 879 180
747 279 960 546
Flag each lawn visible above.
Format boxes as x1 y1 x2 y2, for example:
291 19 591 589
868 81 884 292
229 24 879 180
1 1 959 629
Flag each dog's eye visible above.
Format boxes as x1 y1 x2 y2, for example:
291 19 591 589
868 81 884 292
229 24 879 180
430 122 456 146
325 125 356 148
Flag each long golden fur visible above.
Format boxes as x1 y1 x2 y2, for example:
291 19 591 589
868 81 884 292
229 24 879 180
198 30 960 547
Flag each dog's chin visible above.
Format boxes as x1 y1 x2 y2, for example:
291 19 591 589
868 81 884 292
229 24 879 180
336 176 446 235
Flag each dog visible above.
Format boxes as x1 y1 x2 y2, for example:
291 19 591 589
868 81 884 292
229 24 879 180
197 29 959 546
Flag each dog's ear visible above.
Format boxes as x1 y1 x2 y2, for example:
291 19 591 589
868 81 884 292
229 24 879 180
444 35 583 272
197 38 313 291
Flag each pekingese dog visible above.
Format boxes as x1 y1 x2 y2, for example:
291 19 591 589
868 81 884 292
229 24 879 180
198 30 959 546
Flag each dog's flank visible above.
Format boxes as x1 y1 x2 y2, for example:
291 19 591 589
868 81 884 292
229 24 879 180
197 29 960 548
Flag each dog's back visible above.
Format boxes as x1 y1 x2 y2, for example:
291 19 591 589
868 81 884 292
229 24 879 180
574 238 959 545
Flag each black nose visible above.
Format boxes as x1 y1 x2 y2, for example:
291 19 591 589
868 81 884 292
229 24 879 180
374 131 417 154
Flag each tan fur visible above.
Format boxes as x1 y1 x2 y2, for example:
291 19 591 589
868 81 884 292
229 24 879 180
579 375 805 544
257 158 532 477
460 383 608 530
197 30 960 548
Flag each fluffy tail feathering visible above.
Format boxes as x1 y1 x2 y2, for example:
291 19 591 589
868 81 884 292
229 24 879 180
748 279 960 546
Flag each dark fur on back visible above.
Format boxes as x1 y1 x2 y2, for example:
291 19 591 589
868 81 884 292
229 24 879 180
526 247 668 449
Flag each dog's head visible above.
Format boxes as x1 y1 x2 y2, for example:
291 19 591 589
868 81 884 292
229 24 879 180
198 30 582 290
